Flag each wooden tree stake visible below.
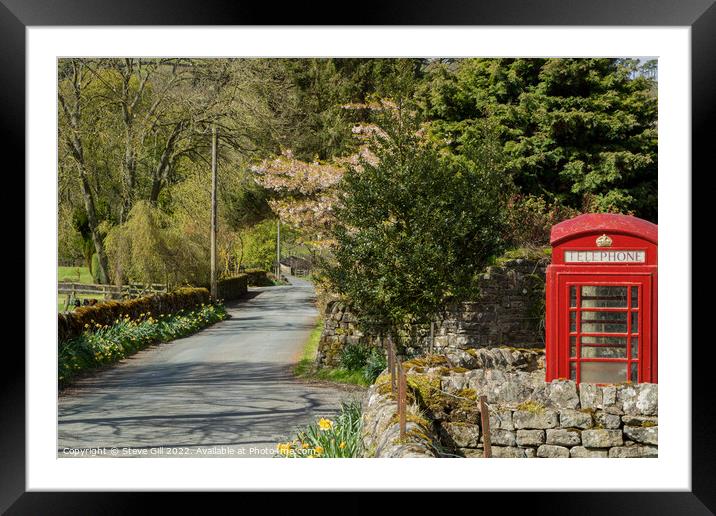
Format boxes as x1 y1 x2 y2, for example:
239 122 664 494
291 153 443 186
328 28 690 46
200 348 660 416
480 395 492 458
398 360 406 439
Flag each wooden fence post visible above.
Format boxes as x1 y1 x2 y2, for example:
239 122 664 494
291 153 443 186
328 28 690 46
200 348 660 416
429 321 435 354
480 395 492 458
398 360 406 439
388 334 396 394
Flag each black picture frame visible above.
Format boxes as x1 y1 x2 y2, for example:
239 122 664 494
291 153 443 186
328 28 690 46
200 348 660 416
4 1 712 512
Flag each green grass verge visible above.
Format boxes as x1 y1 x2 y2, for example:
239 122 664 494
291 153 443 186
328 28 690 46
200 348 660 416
294 319 372 387
58 265 93 284
294 319 323 376
308 368 371 386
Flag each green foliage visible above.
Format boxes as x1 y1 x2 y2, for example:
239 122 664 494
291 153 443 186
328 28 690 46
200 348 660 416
240 219 279 271
278 400 363 458
239 219 301 272
276 58 426 161
58 303 226 388
58 206 86 265
294 319 373 387
244 269 273 286
419 58 658 221
72 207 96 271
337 343 387 383
105 201 209 286
327 109 509 332
363 347 388 383
216 274 248 301
504 194 581 247
222 176 274 230
57 58 658 300
105 201 170 284
490 246 552 266
277 59 355 160
339 343 372 371
90 253 101 283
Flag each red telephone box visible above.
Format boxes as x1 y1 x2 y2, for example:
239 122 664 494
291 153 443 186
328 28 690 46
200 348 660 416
545 213 657 384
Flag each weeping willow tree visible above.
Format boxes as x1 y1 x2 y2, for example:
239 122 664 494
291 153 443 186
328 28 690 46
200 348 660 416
104 162 267 287
105 201 165 285
105 201 207 287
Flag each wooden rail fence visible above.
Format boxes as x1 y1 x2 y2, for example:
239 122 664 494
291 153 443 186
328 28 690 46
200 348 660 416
58 282 167 311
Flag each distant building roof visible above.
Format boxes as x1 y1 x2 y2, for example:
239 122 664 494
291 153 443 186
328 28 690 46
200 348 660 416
279 256 312 269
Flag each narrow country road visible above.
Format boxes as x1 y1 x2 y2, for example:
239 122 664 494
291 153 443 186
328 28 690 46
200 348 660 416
58 276 359 458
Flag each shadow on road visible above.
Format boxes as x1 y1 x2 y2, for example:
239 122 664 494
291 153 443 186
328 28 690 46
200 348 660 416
58 360 357 452
57 277 352 455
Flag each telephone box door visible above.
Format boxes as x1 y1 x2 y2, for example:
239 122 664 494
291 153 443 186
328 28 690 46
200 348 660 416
556 273 654 384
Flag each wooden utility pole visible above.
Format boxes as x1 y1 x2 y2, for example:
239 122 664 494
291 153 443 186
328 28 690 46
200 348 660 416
276 219 281 279
210 125 218 300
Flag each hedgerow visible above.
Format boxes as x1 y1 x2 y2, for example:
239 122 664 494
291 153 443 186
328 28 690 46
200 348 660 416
58 303 226 388
58 287 210 343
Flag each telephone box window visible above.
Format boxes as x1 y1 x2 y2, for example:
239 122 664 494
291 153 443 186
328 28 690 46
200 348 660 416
580 311 628 333
580 336 626 358
580 362 627 384
580 286 627 308
545 213 657 384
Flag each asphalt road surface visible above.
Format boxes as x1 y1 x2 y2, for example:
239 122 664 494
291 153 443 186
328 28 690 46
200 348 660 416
58 276 359 458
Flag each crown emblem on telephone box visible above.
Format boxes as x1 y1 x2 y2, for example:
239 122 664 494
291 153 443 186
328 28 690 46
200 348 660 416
596 234 613 247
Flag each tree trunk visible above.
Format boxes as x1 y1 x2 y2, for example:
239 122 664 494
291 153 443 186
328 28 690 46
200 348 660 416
59 59 111 284
236 234 244 273
149 122 184 205
120 126 136 223
77 166 111 284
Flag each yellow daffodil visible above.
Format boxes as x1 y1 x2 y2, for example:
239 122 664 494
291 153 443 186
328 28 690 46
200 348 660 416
314 446 324 455
277 442 292 455
317 418 333 431
339 441 346 449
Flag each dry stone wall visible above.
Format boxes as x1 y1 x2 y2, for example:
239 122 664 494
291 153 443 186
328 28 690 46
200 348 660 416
317 258 548 367
361 387 438 458
360 348 657 458
316 301 382 367
425 258 548 353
